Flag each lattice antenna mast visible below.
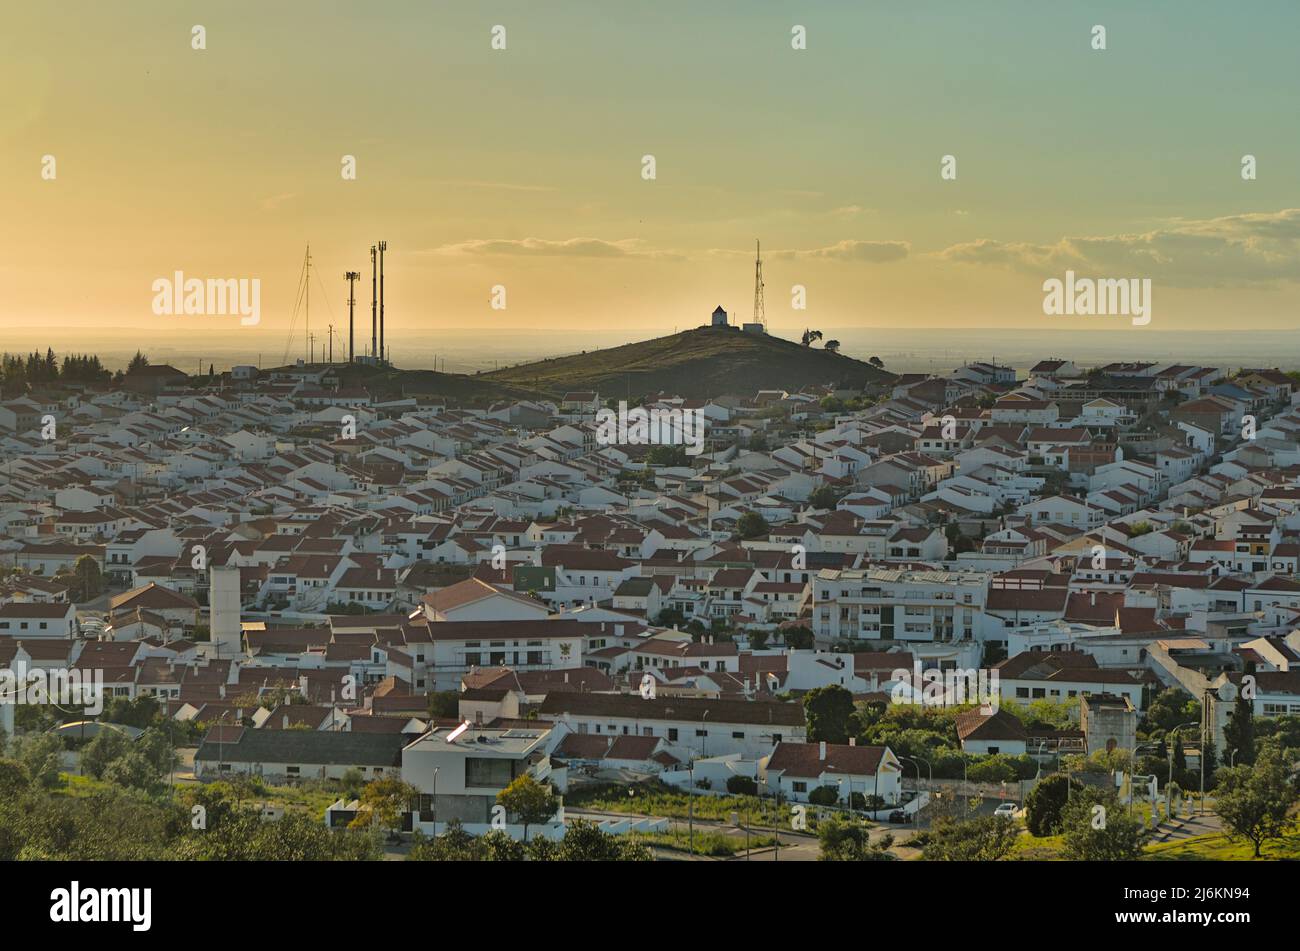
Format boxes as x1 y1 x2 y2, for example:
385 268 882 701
345 271 360 363
752 239 766 331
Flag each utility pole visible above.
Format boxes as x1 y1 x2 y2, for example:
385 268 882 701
345 271 360 363
305 244 312 363
378 240 387 365
328 324 333 364
370 245 378 359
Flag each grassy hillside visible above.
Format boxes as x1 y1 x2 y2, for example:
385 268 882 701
331 362 548 405
480 327 895 399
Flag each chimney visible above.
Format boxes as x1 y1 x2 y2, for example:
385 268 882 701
564 671 569 684
282 714 289 729
819 741 827 760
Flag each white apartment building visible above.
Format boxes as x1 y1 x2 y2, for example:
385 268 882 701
812 567 989 645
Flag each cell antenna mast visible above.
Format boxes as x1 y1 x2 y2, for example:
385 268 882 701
753 239 765 330
370 245 378 359
378 240 387 365
305 244 311 362
345 271 360 363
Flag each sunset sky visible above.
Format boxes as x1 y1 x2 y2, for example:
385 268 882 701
3 0 1300 352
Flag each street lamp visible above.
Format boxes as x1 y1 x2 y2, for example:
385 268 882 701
1167 720 1197 819
687 760 695 857
961 753 969 811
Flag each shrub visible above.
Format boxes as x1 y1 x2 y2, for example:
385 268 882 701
726 775 758 796
809 785 840 807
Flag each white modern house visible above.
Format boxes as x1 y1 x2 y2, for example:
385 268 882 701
760 740 903 806
400 723 564 839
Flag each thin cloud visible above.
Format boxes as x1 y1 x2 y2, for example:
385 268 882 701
420 237 681 260
429 180 558 193
260 192 298 211
769 239 909 263
937 208 1300 288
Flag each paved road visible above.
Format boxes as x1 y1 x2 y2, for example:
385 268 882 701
1150 810 1223 844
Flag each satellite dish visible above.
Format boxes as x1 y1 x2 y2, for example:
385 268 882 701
1217 682 1238 702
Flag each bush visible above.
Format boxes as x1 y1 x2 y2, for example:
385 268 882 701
726 775 758 796
1024 773 1080 837
809 785 840 807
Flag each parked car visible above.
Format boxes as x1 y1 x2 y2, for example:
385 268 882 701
994 802 1019 818
887 810 908 824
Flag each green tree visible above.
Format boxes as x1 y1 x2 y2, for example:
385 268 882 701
480 829 527 861
726 775 758 796
81 727 133 779
803 684 855 744
782 625 815 650
1059 788 1148 860
103 749 167 795
808 785 840 806
0 759 31 798
100 695 163 729
339 768 365 801
350 777 419 839
1024 773 1080 837
9 733 63 789
1223 699 1255 767
73 554 102 601
1143 688 1199 735
923 815 1018 861
426 690 460 720
736 511 771 540
408 819 483 861
557 820 652 861
495 774 558 843
1255 714 1300 753
1213 746 1298 858
808 485 839 510
818 814 895 861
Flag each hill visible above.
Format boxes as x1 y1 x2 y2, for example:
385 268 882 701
329 362 548 405
480 327 895 400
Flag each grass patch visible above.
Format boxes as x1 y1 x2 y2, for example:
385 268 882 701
53 772 116 797
568 784 770 823
631 829 777 857
254 783 341 819
1009 831 1067 860
1146 829 1300 861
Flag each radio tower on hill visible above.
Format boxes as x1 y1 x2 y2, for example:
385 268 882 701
752 239 766 332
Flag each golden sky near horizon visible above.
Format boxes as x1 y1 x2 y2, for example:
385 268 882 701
3 0 1300 344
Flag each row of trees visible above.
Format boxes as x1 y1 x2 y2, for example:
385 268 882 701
0 349 117 393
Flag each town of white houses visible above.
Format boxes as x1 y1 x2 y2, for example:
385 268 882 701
3 322 1300 864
